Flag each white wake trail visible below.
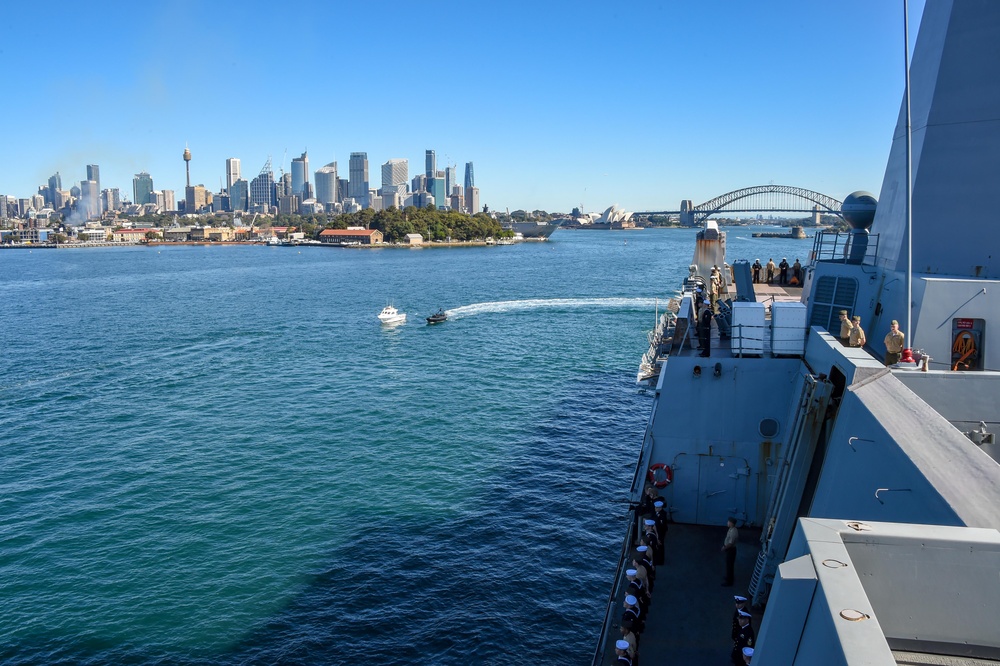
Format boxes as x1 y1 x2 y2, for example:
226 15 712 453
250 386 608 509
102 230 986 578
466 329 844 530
446 297 659 319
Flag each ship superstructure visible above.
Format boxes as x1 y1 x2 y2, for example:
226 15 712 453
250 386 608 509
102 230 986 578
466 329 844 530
595 2 1000 664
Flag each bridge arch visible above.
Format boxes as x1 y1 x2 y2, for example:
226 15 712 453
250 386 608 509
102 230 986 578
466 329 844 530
693 185 842 221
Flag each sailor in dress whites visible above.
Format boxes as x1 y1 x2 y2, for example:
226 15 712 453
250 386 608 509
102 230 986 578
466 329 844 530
644 518 664 566
622 594 643 634
625 568 650 611
731 610 755 665
614 639 633 665
635 545 655 585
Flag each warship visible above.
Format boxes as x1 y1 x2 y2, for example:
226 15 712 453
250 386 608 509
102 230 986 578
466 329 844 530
595 2 1000 664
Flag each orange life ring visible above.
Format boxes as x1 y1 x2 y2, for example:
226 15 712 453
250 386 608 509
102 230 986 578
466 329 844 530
647 463 673 488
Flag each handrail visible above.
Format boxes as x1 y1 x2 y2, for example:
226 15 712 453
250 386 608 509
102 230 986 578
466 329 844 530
590 514 638 665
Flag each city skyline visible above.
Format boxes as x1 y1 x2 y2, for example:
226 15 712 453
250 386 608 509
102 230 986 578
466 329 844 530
3 1 925 212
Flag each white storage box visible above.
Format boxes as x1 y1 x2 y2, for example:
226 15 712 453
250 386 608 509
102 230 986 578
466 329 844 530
731 302 766 355
771 302 807 356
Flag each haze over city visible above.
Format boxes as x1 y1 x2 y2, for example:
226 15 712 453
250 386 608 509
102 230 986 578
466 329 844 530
4 0 924 213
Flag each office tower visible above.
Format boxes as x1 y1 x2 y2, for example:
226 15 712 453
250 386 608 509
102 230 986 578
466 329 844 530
163 189 176 211
429 171 445 210
250 158 275 209
425 150 435 178
449 189 464 212
0 194 10 219
47 172 62 205
275 172 292 199
226 158 241 191
381 158 408 196
338 178 349 202
315 162 338 207
411 174 427 193
464 162 475 189
133 172 154 205
102 188 121 212
291 151 309 197
80 180 100 219
465 186 480 215
348 152 369 207
152 191 165 209
230 179 248 212
186 184 208 213
32 194 45 211
86 164 100 190
445 166 456 199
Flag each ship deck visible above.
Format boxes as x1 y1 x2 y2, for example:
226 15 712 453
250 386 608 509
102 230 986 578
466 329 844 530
599 523 762 665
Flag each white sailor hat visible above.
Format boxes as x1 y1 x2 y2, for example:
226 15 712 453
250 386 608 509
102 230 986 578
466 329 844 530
743 647 755 657
654 501 664 508
616 639 631 651
625 568 637 577
738 609 752 617
734 595 748 602
644 519 656 526
635 545 648 553
625 595 638 606
703 299 711 306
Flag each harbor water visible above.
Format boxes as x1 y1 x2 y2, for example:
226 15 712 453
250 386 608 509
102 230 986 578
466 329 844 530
0 228 809 664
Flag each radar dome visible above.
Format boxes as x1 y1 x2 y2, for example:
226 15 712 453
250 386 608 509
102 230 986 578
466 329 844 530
841 191 877 230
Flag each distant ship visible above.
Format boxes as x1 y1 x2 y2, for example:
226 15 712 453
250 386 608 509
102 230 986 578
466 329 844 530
502 219 562 239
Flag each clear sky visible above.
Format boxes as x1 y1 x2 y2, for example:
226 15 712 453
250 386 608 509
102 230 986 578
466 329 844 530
2 0 924 214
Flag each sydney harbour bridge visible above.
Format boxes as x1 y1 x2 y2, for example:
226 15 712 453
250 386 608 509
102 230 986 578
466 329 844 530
635 185 844 225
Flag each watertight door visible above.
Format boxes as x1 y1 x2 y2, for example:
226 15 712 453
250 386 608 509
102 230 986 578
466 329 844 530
696 455 748 526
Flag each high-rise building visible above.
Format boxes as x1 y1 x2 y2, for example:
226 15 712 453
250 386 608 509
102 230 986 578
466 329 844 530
186 185 208 213
349 152 369 207
464 162 475 189
429 171 446 210
465 186 480 215
338 178 349 202
86 165 102 215
449 188 464 212
411 174 427 193
102 188 121 213
47 172 62 206
80 180 100 219
226 158 241 191
445 166 457 200
0 194 10 219
133 172 154 205
250 159 275 210
230 179 249 212
381 159 408 196
291 151 309 197
425 150 435 178
163 189 176 212
315 162 338 206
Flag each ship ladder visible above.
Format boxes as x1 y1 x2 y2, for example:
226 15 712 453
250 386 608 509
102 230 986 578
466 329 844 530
748 549 768 599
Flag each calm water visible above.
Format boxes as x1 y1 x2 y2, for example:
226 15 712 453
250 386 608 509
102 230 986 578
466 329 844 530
0 228 809 665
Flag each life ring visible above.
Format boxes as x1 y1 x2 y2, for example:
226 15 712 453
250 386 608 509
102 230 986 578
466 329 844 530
647 463 673 488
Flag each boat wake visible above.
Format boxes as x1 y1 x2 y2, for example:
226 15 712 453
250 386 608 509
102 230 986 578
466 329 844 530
447 297 658 319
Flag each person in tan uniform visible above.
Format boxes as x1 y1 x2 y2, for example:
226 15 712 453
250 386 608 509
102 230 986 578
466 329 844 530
884 319 905 365
849 315 866 347
838 310 854 346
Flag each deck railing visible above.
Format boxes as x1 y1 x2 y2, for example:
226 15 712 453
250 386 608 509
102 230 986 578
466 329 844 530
809 230 880 266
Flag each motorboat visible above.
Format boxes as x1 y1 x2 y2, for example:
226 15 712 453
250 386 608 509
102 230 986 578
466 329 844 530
377 304 406 325
426 309 448 325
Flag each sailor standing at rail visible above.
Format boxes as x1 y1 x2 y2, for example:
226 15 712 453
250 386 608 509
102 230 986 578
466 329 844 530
622 594 643 634
653 500 668 540
614 639 633 665
752 259 762 283
765 258 776 284
635 545 655 584
778 258 789 285
625 568 650 611
644 518 664 566
731 610 755 665
619 623 638 661
838 310 854 346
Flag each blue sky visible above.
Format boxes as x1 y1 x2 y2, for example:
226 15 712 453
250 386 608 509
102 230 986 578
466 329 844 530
3 0 923 213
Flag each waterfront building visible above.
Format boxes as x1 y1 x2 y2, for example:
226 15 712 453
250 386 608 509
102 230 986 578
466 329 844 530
291 151 309 197
381 158 408 196
225 157 241 191
317 227 383 245
133 172 154 205
425 149 435 178
465 186 480 215
348 152 369 207
315 163 338 207
464 162 474 189
229 179 248 212
80 180 100 219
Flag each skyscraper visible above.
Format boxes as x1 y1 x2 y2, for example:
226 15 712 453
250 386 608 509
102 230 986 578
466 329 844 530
86 165 102 214
429 171 445 211
445 166 456 201
80 180 100 219
230 179 249 212
226 158 241 191
133 172 154 205
315 162 339 207
464 162 475 189
47 172 62 206
250 158 275 210
349 152 369 207
381 159 408 196
425 150 435 178
291 151 309 197
465 186 480 215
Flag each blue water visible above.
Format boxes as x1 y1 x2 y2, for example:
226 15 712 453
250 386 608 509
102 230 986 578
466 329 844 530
0 229 809 664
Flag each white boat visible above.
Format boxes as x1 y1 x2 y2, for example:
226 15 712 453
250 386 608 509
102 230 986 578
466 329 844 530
377 304 406 325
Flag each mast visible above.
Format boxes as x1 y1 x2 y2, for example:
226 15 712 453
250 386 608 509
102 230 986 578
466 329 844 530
903 0 914 360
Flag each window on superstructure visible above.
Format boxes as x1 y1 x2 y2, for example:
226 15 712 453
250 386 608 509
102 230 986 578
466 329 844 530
809 276 858 333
